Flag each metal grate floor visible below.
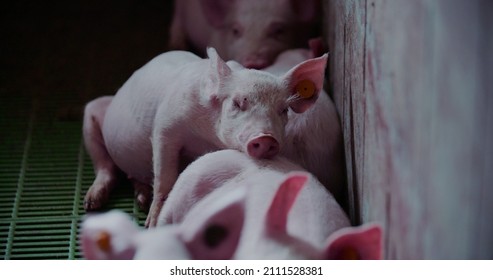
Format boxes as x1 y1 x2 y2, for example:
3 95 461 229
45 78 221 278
0 92 147 260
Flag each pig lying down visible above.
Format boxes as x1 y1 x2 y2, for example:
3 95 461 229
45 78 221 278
157 149 355 259
169 0 322 68
82 47 328 227
81 151 382 259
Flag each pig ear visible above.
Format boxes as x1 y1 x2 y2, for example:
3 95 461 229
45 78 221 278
203 47 232 104
283 53 328 113
179 188 246 260
200 0 234 28
80 210 139 260
324 223 383 260
266 172 308 235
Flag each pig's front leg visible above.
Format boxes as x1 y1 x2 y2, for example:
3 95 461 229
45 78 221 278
145 125 183 228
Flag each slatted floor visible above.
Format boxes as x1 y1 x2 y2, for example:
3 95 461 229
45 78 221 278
0 93 147 260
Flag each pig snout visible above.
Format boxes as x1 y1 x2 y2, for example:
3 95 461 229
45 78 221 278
242 56 271 69
247 136 280 159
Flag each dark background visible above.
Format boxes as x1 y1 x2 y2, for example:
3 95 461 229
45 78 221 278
0 0 173 104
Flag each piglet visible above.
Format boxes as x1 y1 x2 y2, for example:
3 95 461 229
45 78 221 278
169 0 321 69
82 48 328 227
80 188 246 260
157 149 382 259
81 158 382 260
228 43 347 209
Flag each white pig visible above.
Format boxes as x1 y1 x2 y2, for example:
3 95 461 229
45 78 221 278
80 188 246 260
157 150 374 259
80 211 382 260
82 48 328 227
80 155 382 259
228 43 346 209
169 0 322 69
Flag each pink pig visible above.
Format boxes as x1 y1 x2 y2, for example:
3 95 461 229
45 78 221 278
157 149 382 259
80 150 382 259
82 48 328 227
169 0 322 69
80 188 246 260
226 42 346 209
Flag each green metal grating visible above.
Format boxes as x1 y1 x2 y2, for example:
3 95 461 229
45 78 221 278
0 93 147 260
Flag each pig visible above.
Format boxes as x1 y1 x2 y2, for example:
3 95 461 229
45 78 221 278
227 42 347 210
80 150 383 259
157 149 379 259
80 188 246 260
169 0 322 69
82 47 328 227
81 210 381 260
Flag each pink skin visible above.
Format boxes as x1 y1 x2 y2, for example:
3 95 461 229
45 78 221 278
82 48 327 227
247 135 279 159
154 150 382 259
80 188 246 260
156 150 345 259
169 0 321 68
81 151 383 260
228 42 347 209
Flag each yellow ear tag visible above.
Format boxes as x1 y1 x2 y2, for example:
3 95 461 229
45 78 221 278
96 231 111 252
340 247 360 260
296 79 315 99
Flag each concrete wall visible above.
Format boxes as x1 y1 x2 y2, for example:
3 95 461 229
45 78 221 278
324 0 493 259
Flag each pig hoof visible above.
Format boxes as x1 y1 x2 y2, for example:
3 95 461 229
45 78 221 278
83 187 110 211
132 180 152 213
135 191 152 214
83 199 101 211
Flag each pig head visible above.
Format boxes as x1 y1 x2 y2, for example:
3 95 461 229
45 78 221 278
265 173 383 259
80 188 246 260
170 0 322 68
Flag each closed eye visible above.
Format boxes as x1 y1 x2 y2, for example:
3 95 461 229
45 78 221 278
233 97 248 111
233 100 241 110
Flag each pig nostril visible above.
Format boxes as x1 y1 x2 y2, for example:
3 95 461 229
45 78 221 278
247 136 279 159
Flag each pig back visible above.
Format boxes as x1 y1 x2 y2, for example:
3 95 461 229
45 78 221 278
102 51 202 183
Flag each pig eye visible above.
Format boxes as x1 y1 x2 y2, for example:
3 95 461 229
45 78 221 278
280 107 289 115
233 97 247 111
273 26 285 37
233 100 241 110
268 22 287 39
204 224 228 248
231 24 243 38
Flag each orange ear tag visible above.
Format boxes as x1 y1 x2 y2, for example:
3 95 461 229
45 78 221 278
96 231 112 252
340 247 360 260
295 79 315 99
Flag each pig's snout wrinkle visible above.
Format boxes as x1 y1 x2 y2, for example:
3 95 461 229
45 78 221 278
247 136 280 159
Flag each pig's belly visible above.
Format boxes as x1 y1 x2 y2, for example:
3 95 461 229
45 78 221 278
101 105 154 185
